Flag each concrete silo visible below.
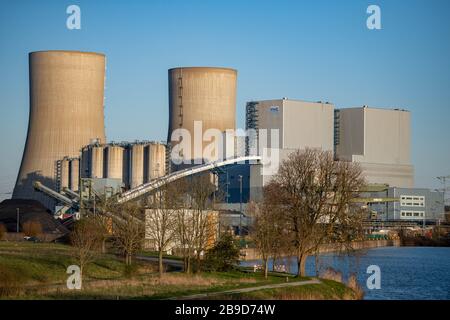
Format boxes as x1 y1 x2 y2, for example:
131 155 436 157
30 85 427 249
90 145 105 179
130 144 145 188
106 145 124 181
59 158 70 191
69 158 79 192
13 50 106 209
168 67 237 167
144 142 166 182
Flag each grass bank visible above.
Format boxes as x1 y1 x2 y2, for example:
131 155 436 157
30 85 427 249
207 279 360 300
0 242 361 300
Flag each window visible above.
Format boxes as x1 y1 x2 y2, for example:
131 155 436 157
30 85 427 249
400 195 425 207
400 210 425 219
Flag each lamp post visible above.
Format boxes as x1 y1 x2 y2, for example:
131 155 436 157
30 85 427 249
16 208 20 233
238 175 243 240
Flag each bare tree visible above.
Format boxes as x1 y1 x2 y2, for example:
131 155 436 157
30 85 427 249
146 181 184 276
70 216 103 282
92 194 115 253
248 201 290 278
264 149 365 277
176 206 197 273
111 202 145 265
175 174 217 273
248 202 272 278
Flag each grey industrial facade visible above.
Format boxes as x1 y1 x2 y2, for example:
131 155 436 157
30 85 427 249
242 99 445 221
363 187 445 221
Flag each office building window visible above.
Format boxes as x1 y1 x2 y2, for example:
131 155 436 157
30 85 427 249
400 210 425 219
400 195 425 207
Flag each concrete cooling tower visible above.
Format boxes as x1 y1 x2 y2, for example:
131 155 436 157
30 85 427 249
167 67 237 168
13 50 106 209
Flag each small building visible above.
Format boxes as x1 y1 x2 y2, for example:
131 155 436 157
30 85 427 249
364 187 445 221
144 209 219 253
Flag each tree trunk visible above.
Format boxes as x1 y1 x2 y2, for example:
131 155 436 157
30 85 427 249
314 252 319 276
102 239 106 254
297 254 307 277
264 258 269 279
186 256 191 274
80 265 83 289
158 249 164 277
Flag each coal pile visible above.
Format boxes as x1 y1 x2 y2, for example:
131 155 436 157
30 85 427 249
0 199 68 235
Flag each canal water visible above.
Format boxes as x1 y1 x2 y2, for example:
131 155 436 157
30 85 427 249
241 247 450 300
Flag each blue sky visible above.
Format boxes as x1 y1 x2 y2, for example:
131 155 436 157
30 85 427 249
1 0 449 200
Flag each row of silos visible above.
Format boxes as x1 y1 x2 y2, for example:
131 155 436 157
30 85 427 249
80 142 166 189
58 157 80 192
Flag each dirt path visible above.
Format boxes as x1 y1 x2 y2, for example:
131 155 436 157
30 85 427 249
168 278 321 300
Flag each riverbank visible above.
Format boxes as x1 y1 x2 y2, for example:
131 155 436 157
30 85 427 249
241 239 401 260
242 246 450 300
0 241 360 300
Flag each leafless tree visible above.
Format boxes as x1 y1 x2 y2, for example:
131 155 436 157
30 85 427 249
175 174 217 273
264 149 365 277
248 201 290 278
111 202 145 265
146 180 184 276
92 194 115 253
70 216 103 282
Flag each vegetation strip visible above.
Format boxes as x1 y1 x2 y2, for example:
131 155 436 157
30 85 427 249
168 279 321 300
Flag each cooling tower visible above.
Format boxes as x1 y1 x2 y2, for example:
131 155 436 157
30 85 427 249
168 67 237 166
13 50 106 209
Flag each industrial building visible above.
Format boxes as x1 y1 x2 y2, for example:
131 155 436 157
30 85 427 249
79 141 166 190
167 67 237 168
246 98 334 151
363 187 445 221
245 98 335 200
334 106 414 188
13 51 106 209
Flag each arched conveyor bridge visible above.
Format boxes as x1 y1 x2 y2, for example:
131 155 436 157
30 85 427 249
117 155 262 203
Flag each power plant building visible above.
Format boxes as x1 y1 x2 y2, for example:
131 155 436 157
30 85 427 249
246 98 335 200
334 106 414 188
167 67 237 168
246 98 334 152
13 50 106 209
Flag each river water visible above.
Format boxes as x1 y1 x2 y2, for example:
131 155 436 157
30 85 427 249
241 247 450 300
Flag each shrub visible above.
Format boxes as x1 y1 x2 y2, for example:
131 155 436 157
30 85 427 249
203 233 240 272
23 220 43 237
0 266 25 297
320 267 343 283
347 273 365 299
0 223 6 240
123 263 139 278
